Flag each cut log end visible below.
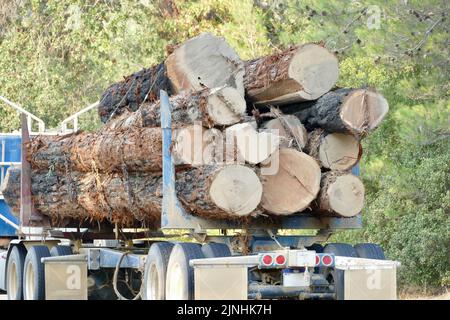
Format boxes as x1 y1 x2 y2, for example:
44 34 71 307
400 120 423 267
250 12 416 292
320 172 365 217
260 149 321 215
173 125 223 165
263 115 307 150
227 122 279 164
340 89 389 135
317 132 361 171
209 165 262 216
288 44 339 101
206 86 246 126
166 32 245 95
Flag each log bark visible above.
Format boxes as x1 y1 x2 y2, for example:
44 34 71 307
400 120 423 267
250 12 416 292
107 86 246 130
244 44 339 105
259 148 321 215
306 129 362 171
27 127 164 173
166 33 245 96
293 88 389 137
98 63 172 123
2 165 262 224
317 171 364 217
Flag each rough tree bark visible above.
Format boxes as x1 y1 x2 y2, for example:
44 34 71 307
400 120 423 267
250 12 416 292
259 148 321 215
27 127 164 173
244 44 339 105
306 129 362 171
98 63 172 123
293 88 389 137
2 165 262 224
317 171 365 217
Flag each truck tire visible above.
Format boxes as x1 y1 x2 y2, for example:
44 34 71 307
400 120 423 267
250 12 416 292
23 246 51 300
201 243 231 258
142 242 174 300
6 246 27 300
354 243 385 260
50 245 73 257
322 243 358 300
165 243 203 300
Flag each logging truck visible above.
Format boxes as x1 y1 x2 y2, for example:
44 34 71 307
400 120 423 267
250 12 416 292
0 92 399 300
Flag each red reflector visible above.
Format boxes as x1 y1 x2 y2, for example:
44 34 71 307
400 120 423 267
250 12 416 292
315 255 320 266
275 255 286 265
262 254 273 265
322 255 333 266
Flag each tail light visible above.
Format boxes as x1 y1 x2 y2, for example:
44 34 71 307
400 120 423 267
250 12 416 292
259 253 287 268
315 253 335 267
322 254 333 266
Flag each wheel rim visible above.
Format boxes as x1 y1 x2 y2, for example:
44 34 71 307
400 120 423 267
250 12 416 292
25 262 35 300
8 262 18 298
146 264 159 300
167 262 184 300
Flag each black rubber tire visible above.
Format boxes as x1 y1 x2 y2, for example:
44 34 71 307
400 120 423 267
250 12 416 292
165 243 203 300
6 245 27 300
354 243 386 260
322 243 358 300
142 242 174 300
201 243 231 258
22 246 51 300
50 245 73 257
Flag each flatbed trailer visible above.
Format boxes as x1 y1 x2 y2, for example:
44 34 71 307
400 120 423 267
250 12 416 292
0 92 400 300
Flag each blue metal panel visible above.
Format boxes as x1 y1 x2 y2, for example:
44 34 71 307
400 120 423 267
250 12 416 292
351 163 360 176
0 134 21 236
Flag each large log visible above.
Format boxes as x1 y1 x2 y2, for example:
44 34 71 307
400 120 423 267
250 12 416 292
98 33 245 123
293 88 389 137
317 171 364 217
244 44 339 105
107 86 246 130
1 165 262 224
259 148 321 215
306 129 361 171
27 127 164 173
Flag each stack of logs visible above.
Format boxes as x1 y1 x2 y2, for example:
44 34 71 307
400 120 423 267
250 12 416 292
2 33 389 228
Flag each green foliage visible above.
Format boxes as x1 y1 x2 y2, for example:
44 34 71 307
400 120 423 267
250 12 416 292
0 0 448 289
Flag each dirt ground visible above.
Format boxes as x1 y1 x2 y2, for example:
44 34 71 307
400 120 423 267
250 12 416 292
400 291 450 300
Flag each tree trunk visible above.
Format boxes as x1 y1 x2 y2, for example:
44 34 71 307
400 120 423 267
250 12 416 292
259 148 321 215
166 33 245 96
2 165 262 224
293 88 389 137
98 63 172 123
244 44 339 105
317 171 365 217
27 127 164 173
107 86 246 131
306 129 362 171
